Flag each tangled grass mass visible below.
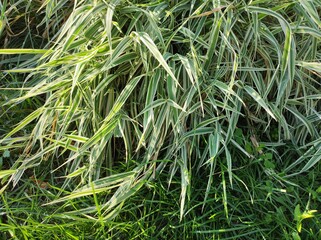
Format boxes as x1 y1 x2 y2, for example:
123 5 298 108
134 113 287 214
1 0 321 239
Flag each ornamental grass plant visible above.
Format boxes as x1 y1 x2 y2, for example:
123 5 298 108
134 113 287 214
1 0 321 239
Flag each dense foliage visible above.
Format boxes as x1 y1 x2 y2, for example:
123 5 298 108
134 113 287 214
1 0 321 239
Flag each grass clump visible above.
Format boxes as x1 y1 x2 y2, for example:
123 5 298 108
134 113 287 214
1 0 321 239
